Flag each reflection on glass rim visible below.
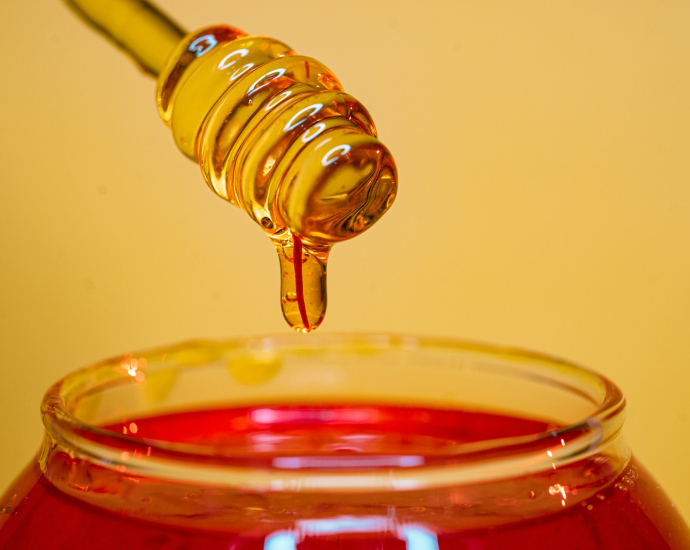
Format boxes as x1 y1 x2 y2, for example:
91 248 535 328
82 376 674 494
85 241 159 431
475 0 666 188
40 333 627 492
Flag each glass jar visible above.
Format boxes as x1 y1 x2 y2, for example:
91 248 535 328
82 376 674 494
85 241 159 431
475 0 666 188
1 334 688 549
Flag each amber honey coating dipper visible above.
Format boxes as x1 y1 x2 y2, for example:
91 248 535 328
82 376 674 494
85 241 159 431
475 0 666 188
65 0 398 332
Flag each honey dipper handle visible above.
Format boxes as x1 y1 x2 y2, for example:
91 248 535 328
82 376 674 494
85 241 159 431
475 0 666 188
64 0 186 76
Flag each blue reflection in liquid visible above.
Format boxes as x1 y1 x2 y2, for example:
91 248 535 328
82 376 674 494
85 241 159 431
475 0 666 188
401 526 440 550
263 518 439 549
264 532 297 550
303 517 390 535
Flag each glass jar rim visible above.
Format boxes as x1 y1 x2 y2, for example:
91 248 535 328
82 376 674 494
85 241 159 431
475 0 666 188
40 333 627 493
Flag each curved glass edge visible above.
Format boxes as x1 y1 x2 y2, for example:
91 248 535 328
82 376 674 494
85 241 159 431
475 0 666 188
39 334 629 495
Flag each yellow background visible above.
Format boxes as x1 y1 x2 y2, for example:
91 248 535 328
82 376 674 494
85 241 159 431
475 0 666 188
1 0 689 519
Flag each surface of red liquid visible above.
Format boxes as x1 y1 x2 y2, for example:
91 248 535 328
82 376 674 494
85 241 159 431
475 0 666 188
1 405 688 549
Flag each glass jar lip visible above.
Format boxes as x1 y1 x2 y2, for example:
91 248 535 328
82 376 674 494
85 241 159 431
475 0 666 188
40 333 627 493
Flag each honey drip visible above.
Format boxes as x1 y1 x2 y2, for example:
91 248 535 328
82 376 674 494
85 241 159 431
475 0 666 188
275 233 328 332
63 2 398 332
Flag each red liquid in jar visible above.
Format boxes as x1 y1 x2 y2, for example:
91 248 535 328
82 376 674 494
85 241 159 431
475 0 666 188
1 405 688 549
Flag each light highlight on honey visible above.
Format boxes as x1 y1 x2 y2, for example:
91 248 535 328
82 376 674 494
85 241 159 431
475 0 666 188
156 26 398 331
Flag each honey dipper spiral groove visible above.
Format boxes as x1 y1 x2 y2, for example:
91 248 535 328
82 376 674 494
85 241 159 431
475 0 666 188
156 25 397 246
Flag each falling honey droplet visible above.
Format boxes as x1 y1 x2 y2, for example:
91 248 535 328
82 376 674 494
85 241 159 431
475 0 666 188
273 233 328 333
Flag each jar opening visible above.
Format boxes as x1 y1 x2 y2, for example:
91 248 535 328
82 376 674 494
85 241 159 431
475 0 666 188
41 334 627 492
